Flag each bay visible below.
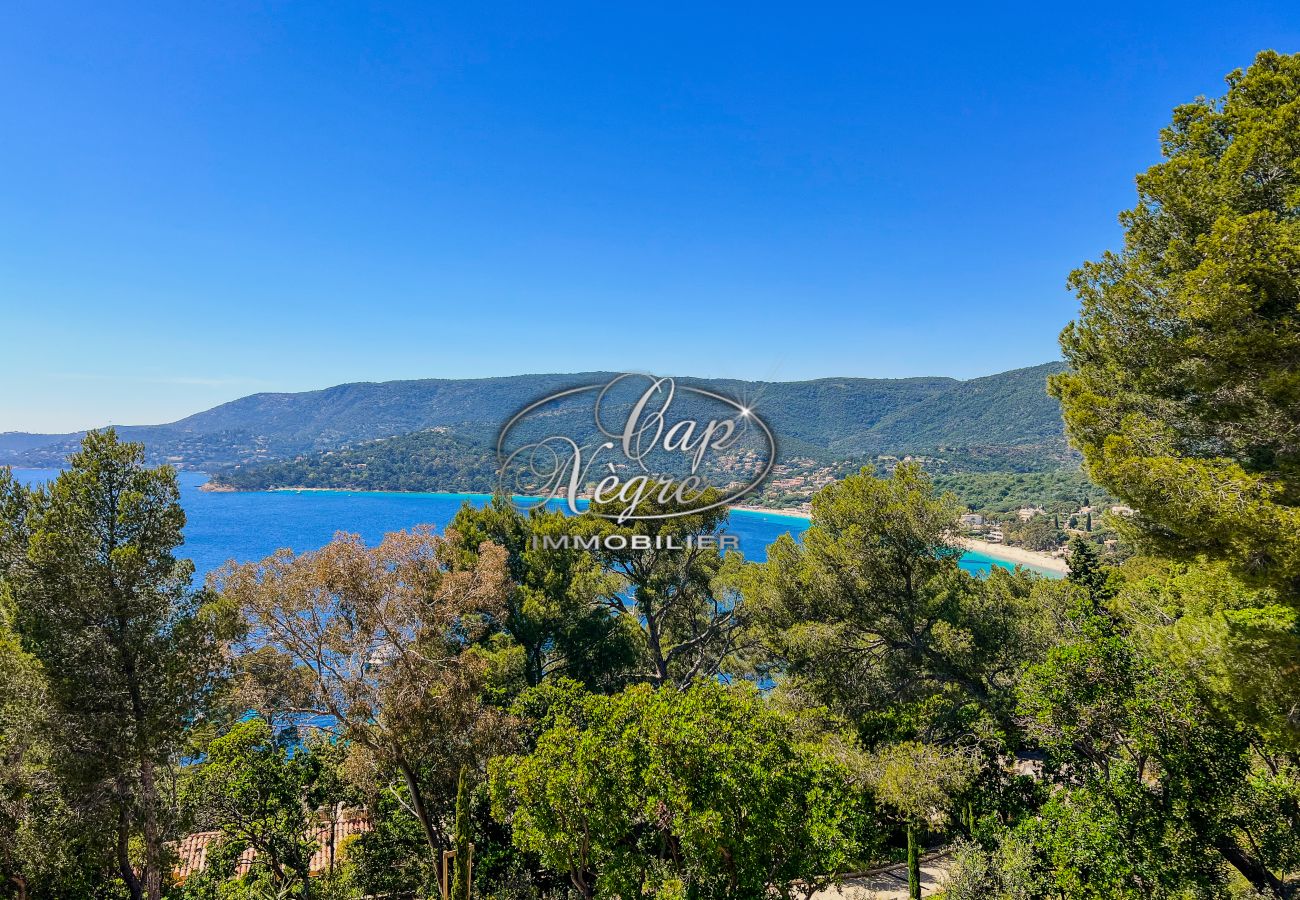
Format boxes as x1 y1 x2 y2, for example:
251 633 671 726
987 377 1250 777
8 469 1051 579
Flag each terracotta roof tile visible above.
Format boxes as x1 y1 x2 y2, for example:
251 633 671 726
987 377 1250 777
169 809 372 883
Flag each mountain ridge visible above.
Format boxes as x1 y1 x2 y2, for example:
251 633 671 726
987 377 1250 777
0 362 1068 471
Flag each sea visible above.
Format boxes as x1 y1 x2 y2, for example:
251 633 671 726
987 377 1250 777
7 469 1054 579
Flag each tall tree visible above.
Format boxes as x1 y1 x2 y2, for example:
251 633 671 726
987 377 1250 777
218 529 513 864
5 431 222 900
1049 50 1300 592
743 463 1042 745
584 488 750 688
1066 536 1111 601
0 579 87 900
740 465 1058 890
1045 52 1300 896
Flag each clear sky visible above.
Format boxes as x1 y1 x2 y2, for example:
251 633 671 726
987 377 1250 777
2 1 1297 432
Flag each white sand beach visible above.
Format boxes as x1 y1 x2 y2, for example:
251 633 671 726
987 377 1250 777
959 537 1068 575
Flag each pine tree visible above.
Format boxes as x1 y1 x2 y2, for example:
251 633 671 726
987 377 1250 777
8 430 221 900
1066 537 1110 601
1050 50 1300 592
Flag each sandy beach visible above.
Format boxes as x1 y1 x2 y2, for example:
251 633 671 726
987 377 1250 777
959 537 1068 575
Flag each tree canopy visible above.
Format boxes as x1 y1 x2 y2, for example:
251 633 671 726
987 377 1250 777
215 527 514 861
490 680 875 900
1050 50 1300 592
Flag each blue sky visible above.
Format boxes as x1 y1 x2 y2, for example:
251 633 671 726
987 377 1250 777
2 2 1297 432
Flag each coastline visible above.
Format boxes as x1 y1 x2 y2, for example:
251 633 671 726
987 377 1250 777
729 504 811 520
959 537 1068 575
201 483 496 496
732 508 1068 575
200 481 1067 575
204 480 821 517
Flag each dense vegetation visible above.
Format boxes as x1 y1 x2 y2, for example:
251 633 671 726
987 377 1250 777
862 363 1068 451
932 468 1111 515
212 428 499 493
1 51 1299 900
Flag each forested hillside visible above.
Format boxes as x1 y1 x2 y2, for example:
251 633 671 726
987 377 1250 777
210 427 500 493
864 362 1068 450
1 363 1068 473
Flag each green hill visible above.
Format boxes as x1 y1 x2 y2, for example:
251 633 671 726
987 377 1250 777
212 427 499 493
862 362 1068 451
1 363 1070 479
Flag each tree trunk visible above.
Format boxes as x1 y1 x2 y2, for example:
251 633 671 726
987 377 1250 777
451 766 472 900
569 870 594 900
1214 836 1289 898
640 590 669 686
137 755 164 900
397 757 444 857
119 592 163 900
907 820 921 900
327 803 338 874
117 796 144 900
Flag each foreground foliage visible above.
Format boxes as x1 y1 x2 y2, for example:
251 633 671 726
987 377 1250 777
491 680 874 900
215 527 514 868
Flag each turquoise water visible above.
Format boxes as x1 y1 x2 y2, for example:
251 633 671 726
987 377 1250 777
7 469 1054 579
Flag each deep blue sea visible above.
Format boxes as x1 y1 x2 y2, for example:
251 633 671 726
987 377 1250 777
8 469 1052 579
